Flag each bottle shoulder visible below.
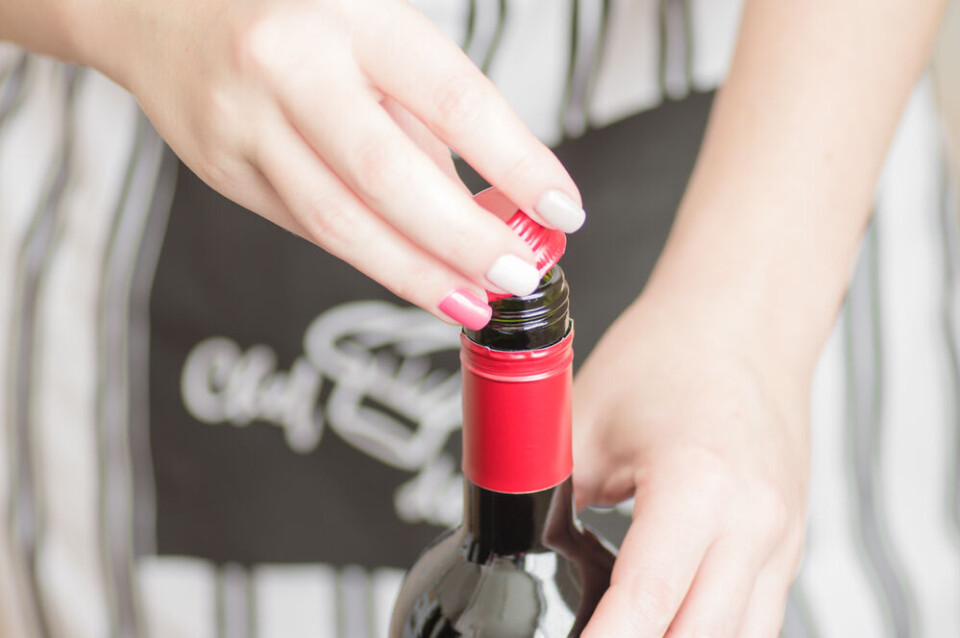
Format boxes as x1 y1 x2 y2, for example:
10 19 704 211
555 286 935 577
390 525 614 638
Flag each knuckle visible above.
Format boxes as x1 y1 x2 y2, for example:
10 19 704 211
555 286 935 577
196 89 244 154
499 148 542 191
192 149 235 192
351 139 402 191
681 449 738 509
696 465 738 504
430 76 485 138
751 481 792 542
630 581 676 633
304 197 356 248
390 265 432 305
231 9 354 87
442 228 481 269
232 12 286 76
207 85 240 130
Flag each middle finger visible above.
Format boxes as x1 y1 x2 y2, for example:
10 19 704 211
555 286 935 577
271 67 542 297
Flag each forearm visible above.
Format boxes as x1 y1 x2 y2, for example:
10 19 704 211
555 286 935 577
0 0 147 87
642 0 947 385
0 0 82 62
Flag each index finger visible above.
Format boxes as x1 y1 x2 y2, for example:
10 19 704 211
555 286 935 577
355 2 586 234
581 488 717 638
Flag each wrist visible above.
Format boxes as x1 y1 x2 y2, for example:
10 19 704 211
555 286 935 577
637 170 864 389
64 0 144 88
636 246 832 401
0 0 84 63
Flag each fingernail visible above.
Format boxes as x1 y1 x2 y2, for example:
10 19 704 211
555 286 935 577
536 189 586 233
486 254 541 297
439 289 492 330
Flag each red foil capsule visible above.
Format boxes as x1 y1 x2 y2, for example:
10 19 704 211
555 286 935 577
459 330 574 493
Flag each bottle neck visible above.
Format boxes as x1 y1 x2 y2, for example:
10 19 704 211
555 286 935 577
462 478 576 560
464 266 569 349
458 266 576 556
460 265 573 493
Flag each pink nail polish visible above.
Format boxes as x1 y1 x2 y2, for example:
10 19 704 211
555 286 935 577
439 289 492 330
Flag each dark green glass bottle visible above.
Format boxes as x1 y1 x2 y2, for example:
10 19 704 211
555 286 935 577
390 266 615 637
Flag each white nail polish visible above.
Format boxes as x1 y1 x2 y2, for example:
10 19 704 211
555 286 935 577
486 254 541 297
536 189 586 233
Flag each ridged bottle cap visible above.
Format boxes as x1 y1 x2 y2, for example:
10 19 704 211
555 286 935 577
473 187 566 301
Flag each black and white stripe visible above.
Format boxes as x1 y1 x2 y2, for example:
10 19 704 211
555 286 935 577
462 0 507 73
6 63 81 638
782 590 818 638
869 80 960 636
2 63 157 637
658 0 691 100
844 221 916 637
561 0 607 137
96 113 170 638
0 53 29 125
219 564 254 638
2 2 959 636
938 165 960 537
128 145 178 561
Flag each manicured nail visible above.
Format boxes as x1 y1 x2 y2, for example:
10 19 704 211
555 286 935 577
486 254 541 297
439 289 492 330
536 189 586 233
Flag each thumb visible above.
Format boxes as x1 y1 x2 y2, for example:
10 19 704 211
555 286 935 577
572 374 639 512
572 391 614 511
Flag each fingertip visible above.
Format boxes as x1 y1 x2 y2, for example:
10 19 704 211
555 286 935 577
486 253 541 297
438 287 492 330
573 490 591 513
571 473 600 512
475 185 586 234
535 189 586 234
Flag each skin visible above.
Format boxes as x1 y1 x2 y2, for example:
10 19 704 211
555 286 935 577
2 0 584 318
0 0 949 635
574 1 948 636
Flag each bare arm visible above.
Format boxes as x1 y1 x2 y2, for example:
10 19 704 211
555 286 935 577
575 2 949 636
650 0 949 382
0 0 77 61
0 0 586 329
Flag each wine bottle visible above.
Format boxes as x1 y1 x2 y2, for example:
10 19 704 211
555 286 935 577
390 266 616 638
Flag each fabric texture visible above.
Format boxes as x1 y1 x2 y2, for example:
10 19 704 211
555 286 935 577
0 1 958 636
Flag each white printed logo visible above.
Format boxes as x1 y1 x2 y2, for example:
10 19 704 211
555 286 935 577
180 300 465 526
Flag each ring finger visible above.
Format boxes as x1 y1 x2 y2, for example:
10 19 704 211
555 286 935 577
255 111 494 329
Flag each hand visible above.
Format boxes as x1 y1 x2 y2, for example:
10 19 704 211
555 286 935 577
72 0 585 326
572 294 810 637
